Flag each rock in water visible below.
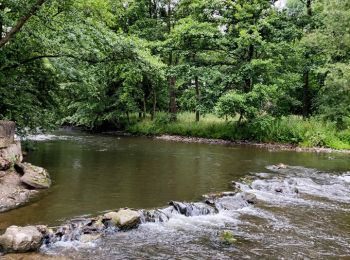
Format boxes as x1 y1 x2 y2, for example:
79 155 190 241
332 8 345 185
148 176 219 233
79 234 101 243
241 192 257 204
0 226 44 253
17 163 51 189
275 188 283 193
276 163 287 169
104 209 141 229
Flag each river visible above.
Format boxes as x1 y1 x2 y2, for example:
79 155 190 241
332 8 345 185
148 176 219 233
1 130 349 259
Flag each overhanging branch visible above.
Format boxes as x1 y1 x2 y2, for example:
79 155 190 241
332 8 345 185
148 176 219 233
0 0 47 49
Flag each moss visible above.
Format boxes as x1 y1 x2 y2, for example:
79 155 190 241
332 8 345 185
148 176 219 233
220 230 237 245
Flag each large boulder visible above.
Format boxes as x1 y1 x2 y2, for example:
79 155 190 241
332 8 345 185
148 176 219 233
0 226 44 253
0 121 15 149
103 209 141 229
0 141 23 164
16 163 51 189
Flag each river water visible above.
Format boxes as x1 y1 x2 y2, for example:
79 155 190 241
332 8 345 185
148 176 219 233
1 130 350 259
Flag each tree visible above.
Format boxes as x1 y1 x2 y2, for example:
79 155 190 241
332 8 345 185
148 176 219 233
0 0 47 48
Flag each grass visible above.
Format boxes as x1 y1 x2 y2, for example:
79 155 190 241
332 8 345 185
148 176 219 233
125 112 350 150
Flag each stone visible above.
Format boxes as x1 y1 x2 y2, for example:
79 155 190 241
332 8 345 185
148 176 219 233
103 209 141 229
0 158 11 171
17 163 51 189
0 171 7 179
0 121 15 149
276 163 287 169
0 226 44 253
241 192 257 204
275 188 283 193
0 141 23 164
79 234 101 243
202 191 236 200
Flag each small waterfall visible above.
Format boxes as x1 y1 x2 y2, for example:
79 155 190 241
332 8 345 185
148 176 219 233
41 164 350 260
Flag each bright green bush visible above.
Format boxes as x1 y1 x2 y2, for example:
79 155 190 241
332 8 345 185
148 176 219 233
127 112 350 150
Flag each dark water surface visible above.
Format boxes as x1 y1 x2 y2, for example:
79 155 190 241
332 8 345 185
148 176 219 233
1 131 350 259
0 130 349 228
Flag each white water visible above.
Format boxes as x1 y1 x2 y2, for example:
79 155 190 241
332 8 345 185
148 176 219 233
42 165 350 259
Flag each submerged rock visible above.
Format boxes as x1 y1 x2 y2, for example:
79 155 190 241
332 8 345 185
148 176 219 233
79 234 101 243
275 188 283 193
104 209 141 229
169 201 217 216
0 226 45 253
16 163 51 189
202 191 236 200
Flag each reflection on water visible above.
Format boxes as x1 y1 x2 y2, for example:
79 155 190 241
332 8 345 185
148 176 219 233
0 130 349 228
0 130 350 259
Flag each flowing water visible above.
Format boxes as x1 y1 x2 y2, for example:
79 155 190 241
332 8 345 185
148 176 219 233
1 130 350 259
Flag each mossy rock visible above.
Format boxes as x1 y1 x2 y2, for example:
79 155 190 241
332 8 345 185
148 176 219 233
220 230 237 245
17 163 51 189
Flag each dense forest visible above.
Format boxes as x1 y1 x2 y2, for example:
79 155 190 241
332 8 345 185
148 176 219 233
0 0 349 148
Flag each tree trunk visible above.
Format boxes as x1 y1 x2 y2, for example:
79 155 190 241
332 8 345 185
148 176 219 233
244 44 254 93
302 70 311 118
126 112 130 124
0 5 4 41
195 76 200 122
167 0 177 121
143 93 147 119
151 90 157 121
302 0 312 118
169 76 177 121
0 0 46 48
306 0 312 16
238 114 243 125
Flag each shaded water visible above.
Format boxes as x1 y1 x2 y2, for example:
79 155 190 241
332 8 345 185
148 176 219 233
1 130 350 259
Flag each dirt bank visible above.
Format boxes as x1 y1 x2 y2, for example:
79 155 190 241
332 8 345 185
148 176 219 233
154 134 350 154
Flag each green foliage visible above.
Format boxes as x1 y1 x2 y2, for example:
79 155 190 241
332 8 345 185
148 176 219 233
317 64 350 128
128 113 350 149
220 230 237 245
0 0 349 150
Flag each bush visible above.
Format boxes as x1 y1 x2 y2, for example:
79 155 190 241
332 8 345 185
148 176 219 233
126 112 350 149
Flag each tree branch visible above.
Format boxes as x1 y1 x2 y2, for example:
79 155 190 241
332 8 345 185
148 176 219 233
0 53 135 71
0 0 47 49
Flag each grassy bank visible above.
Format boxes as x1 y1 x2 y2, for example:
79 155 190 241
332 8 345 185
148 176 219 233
126 112 350 150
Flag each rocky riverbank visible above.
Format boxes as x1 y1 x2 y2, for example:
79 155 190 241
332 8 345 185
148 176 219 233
0 187 256 255
154 134 350 154
0 121 51 213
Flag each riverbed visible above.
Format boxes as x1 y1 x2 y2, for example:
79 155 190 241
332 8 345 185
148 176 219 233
1 130 349 259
